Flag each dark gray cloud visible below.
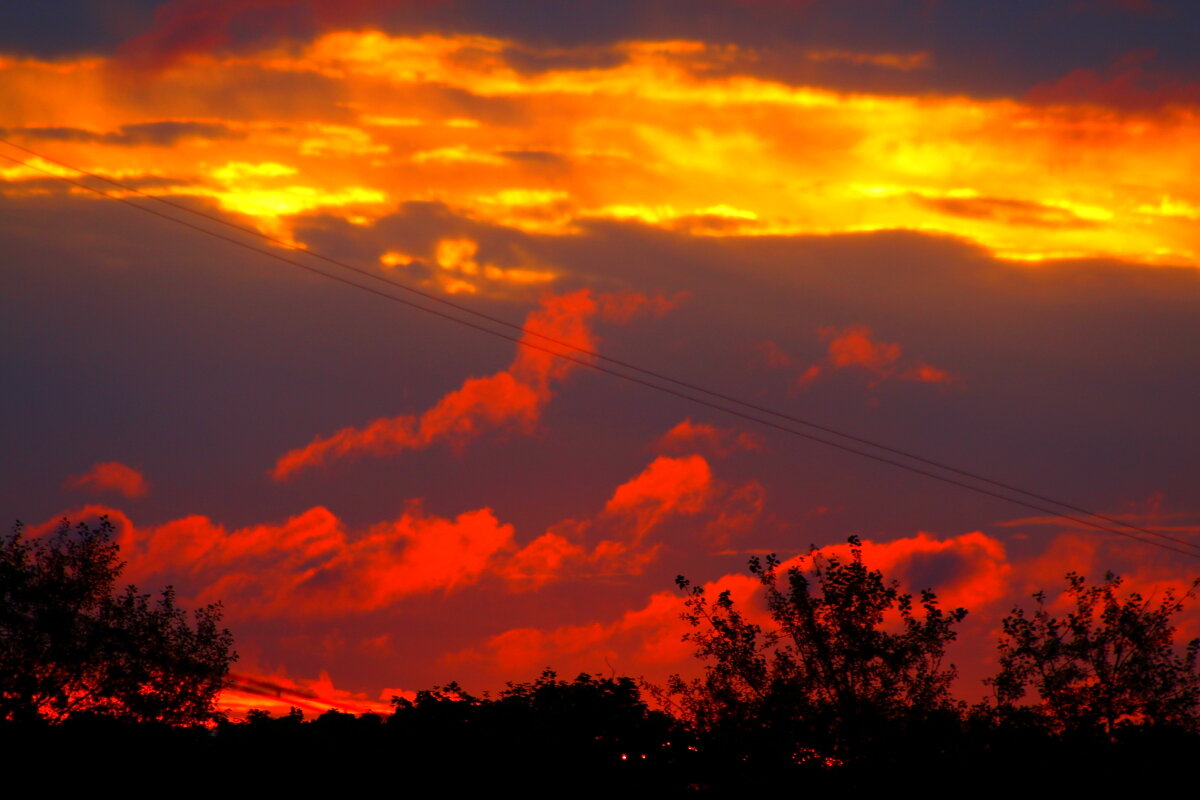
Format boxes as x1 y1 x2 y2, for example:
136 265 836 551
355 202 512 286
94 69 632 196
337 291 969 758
498 44 630 76
0 0 161 58
1 121 242 147
914 196 1099 229
7 1 1200 104
498 150 569 166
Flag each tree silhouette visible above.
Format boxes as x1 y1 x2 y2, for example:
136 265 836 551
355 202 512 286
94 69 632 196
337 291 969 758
0 516 235 725
988 571 1200 736
662 536 966 766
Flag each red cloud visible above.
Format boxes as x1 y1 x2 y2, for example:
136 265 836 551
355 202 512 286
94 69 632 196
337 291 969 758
604 454 713 521
794 325 962 390
654 419 764 457
66 462 148 499
115 0 411 71
273 290 667 480
119 504 516 619
503 454 716 589
901 363 960 385
755 339 797 368
219 668 396 719
460 530 1013 680
1027 49 1200 112
453 570 765 677
47 452 728 618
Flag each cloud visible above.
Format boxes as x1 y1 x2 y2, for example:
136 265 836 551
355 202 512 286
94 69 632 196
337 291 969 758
114 0 400 71
66 462 148 499
793 325 962 390
654 419 764 458
272 289 672 480
47 451 728 617
220 668 397 718
2 121 242 147
803 49 931 71
459 530 1014 679
5 27 1200 265
502 454 717 589
1027 49 1200 111
118 503 516 619
915 195 1099 229
381 236 558 297
449 577 762 677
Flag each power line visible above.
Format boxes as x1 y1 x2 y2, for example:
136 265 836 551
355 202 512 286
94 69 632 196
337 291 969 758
8 140 1181 551
6 139 1191 554
3 141 1198 561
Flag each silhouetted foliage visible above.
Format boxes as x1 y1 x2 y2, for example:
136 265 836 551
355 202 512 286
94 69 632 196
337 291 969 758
0 516 235 726
494 669 681 765
988 571 1200 736
6 514 1200 791
661 536 967 774
384 670 688 791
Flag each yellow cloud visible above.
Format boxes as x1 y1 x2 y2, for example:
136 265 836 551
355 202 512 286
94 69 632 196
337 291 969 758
1 32 1197 266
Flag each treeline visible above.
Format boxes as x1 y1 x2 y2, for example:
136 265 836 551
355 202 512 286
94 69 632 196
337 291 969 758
3 521 1199 791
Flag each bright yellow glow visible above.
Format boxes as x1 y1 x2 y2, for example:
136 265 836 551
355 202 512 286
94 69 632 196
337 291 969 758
380 251 415 268
482 266 555 285
210 162 297 181
1 155 83 180
1138 196 1200 219
0 32 1197 267
360 115 424 127
413 146 505 165
373 237 559 296
297 124 389 156
207 185 386 218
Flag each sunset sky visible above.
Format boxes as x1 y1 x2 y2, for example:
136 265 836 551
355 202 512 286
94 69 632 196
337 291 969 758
4 0 1199 716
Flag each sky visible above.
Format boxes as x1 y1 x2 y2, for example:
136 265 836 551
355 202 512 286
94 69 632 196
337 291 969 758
3 0 1199 716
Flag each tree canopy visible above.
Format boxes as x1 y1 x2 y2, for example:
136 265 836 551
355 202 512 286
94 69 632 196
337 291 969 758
663 536 966 764
0 516 235 726
989 571 1200 735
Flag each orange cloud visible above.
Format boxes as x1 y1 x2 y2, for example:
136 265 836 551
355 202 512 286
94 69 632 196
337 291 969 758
4 31 1199 264
654 419 764 457
272 289 667 480
382 236 558 297
66 462 148 499
795 325 962 390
